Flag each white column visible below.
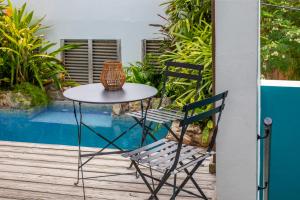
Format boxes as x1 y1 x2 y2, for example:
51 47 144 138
215 0 260 200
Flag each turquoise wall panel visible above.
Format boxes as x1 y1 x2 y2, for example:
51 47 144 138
261 85 300 200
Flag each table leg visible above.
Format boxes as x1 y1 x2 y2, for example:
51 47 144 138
72 98 153 192
73 101 135 178
73 102 86 199
73 101 80 185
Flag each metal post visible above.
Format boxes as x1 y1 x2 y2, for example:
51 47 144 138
258 117 272 200
263 117 272 200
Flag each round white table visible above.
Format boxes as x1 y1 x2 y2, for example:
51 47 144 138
63 83 158 104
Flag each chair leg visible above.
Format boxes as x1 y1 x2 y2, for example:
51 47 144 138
141 172 204 198
171 174 177 200
149 165 155 190
131 161 157 199
189 174 208 199
148 171 171 200
80 156 86 200
184 168 208 200
171 162 204 199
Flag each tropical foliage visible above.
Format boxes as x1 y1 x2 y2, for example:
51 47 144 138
161 0 211 41
157 0 212 108
124 0 213 142
0 0 5 15
14 82 49 107
125 55 163 90
0 1 75 89
126 0 212 108
126 0 212 107
157 0 213 143
160 20 212 107
261 0 300 79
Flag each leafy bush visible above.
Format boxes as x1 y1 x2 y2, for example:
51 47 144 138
0 0 5 15
161 21 212 107
155 0 212 108
261 0 300 79
149 0 213 141
14 82 49 107
0 1 75 89
61 80 80 88
125 55 163 92
162 0 211 40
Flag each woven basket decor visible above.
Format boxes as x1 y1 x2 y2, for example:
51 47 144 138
100 61 126 91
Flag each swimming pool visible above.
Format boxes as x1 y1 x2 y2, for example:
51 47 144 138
0 102 168 149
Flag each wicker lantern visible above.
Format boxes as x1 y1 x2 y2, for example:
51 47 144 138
100 61 126 91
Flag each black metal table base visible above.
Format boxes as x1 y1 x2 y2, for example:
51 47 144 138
72 99 157 199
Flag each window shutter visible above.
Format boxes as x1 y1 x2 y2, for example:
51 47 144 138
92 39 121 83
62 39 89 84
62 39 121 84
142 39 163 70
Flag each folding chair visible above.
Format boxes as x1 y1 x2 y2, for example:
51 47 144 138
126 61 203 144
123 91 228 200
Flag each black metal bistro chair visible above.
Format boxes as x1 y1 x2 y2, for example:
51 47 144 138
123 91 228 200
126 61 203 144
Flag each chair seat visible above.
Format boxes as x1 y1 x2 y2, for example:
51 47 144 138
123 139 210 174
126 108 185 124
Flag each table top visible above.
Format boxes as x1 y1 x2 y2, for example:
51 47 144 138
63 83 158 104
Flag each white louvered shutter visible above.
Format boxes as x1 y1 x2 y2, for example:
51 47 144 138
62 39 121 84
142 39 163 70
92 40 121 83
62 40 89 84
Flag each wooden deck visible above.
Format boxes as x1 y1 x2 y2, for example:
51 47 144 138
0 141 216 200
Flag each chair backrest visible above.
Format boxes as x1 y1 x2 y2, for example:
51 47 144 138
170 91 228 171
157 61 203 108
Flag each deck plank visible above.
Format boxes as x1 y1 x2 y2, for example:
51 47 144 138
0 141 216 200
0 153 212 179
0 163 215 188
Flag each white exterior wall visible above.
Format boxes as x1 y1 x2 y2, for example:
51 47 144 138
12 0 166 64
215 0 259 200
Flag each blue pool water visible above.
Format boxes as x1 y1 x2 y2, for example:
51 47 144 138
0 102 167 149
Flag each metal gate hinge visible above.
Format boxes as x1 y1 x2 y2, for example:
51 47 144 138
258 182 268 191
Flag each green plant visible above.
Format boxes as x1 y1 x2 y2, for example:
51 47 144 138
14 82 49 107
61 80 80 88
161 21 212 107
261 0 300 79
154 0 213 137
155 0 212 108
0 1 75 89
201 119 213 144
125 55 163 91
162 0 211 40
0 0 5 15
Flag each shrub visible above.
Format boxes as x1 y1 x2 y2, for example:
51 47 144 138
0 0 5 15
155 0 212 108
14 82 49 107
125 55 163 92
152 0 213 142
160 20 212 107
261 0 300 79
0 1 75 89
